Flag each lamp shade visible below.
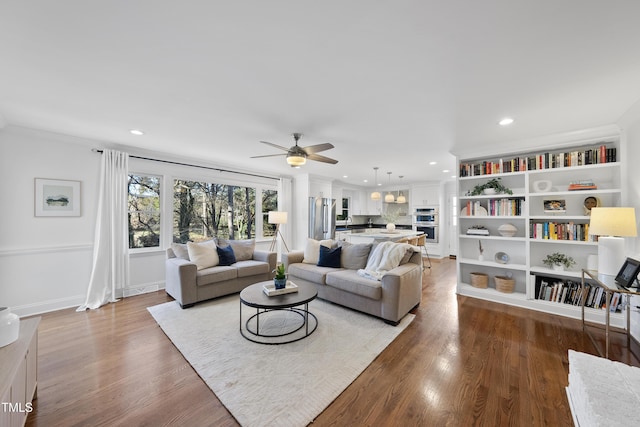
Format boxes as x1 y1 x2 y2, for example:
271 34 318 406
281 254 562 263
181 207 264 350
268 211 288 224
385 192 395 203
589 207 637 237
371 191 381 201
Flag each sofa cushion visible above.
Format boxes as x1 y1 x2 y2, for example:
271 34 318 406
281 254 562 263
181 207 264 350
303 238 335 264
338 241 372 270
187 240 219 270
196 265 238 286
171 243 190 260
288 263 341 285
217 244 237 266
218 238 255 261
235 260 270 278
326 270 382 300
318 246 342 268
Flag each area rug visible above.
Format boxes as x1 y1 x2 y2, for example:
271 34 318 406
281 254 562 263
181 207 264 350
147 295 414 427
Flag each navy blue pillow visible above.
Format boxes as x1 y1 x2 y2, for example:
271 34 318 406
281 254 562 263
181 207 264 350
217 245 237 266
317 245 342 268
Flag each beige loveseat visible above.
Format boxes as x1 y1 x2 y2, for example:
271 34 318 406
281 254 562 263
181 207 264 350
283 240 422 325
165 239 276 308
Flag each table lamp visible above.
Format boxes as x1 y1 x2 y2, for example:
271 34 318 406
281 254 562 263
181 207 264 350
588 207 637 276
268 211 289 252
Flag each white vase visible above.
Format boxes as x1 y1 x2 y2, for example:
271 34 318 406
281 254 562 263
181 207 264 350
386 223 396 231
0 307 20 348
552 264 564 271
483 188 497 195
478 254 484 262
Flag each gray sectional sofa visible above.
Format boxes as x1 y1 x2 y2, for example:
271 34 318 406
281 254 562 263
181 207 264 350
283 240 422 325
165 239 276 308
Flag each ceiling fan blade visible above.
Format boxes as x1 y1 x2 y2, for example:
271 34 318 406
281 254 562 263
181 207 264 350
250 153 287 159
303 143 334 154
307 153 338 164
259 140 290 151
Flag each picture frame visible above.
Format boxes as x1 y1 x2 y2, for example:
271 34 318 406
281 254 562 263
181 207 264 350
615 257 640 289
34 178 81 217
543 199 566 213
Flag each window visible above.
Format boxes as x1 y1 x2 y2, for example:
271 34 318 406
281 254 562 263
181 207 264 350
173 179 273 243
128 174 161 249
262 189 278 237
336 197 350 221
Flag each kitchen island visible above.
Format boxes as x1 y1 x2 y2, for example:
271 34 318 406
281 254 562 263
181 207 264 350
342 228 420 244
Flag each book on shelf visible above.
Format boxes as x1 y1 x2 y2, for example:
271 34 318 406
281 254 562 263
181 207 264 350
568 180 597 191
530 221 595 241
533 275 623 312
459 143 616 177
466 228 490 235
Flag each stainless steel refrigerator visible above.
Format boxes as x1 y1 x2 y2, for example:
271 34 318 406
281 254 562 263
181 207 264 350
309 197 336 240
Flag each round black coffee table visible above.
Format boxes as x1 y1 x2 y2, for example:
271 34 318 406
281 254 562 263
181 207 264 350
239 281 318 345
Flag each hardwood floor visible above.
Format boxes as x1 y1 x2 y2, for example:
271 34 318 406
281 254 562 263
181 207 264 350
25 258 639 426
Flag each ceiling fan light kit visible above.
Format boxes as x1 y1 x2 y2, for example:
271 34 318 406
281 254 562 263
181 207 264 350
252 132 338 167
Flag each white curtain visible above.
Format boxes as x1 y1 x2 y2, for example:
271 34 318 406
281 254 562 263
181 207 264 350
77 149 130 311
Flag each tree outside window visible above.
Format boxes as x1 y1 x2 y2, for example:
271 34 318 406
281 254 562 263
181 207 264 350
262 189 278 237
173 179 266 243
128 174 161 249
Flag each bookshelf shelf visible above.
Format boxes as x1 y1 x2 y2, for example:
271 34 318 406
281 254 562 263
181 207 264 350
456 133 623 326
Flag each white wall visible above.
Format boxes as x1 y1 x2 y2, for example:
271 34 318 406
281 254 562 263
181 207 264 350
0 125 282 316
0 126 99 315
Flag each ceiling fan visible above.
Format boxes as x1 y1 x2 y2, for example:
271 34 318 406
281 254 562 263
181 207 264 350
251 133 338 167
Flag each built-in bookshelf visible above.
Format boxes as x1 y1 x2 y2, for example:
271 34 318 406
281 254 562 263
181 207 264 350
456 135 625 326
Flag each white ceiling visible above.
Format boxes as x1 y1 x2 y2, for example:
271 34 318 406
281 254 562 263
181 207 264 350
2 1 640 186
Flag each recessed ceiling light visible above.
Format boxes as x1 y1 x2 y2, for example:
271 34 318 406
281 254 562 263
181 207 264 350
363 179 368 183
429 161 437 165
442 169 450 173
499 117 514 126
130 129 145 135
343 175 348 178
451 175 456 179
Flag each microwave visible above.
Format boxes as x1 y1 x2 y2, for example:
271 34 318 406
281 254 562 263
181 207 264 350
414 207 438 224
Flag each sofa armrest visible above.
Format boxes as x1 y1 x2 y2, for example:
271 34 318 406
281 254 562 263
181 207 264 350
282 251 304 270
253 250 277 272
165 257 198 308
380 262 422 323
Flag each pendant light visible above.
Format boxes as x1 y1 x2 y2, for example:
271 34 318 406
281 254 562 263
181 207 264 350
385 172 395 203
370 167 381 201
397 175 406 203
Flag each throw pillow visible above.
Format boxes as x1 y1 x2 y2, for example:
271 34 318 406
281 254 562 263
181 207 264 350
219 239 255 261
317 245 342 268
186 240 218 270
338 241 372 270
171 242 190 260
217 244 237 266
302 238 334 264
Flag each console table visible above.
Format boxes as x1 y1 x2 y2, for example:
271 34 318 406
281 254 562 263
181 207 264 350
0 317 40 427
581 269 639 359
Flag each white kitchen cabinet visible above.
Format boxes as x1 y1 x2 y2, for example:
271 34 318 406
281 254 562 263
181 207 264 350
457 133 623 327
411 184 439 207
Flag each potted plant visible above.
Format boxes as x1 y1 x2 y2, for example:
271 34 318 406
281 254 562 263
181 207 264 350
469 177 513 196
542 252 576 271
273 264 287 289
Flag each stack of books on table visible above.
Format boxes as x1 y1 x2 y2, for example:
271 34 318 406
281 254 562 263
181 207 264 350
263 281 299 296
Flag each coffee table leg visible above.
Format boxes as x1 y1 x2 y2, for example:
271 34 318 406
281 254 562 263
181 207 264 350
256 307 260 335
305 303 309 335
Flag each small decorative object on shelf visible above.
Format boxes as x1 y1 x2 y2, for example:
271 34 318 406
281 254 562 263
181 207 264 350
532 180 552 193
467 225 489 236
542 252 576 271
583 196 601 215
0 307 20 348
495 252 510 264
468 178 513 196
498 223 518 237
273 264 287 289
478 240 484 261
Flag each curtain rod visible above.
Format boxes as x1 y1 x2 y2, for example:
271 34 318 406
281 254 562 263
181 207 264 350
92 149 279 181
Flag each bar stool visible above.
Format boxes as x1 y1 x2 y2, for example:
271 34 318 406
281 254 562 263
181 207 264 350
416 234 432 269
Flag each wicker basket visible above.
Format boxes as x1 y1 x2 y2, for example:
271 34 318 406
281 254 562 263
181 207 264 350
470 272 489 289
494 276 515 293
